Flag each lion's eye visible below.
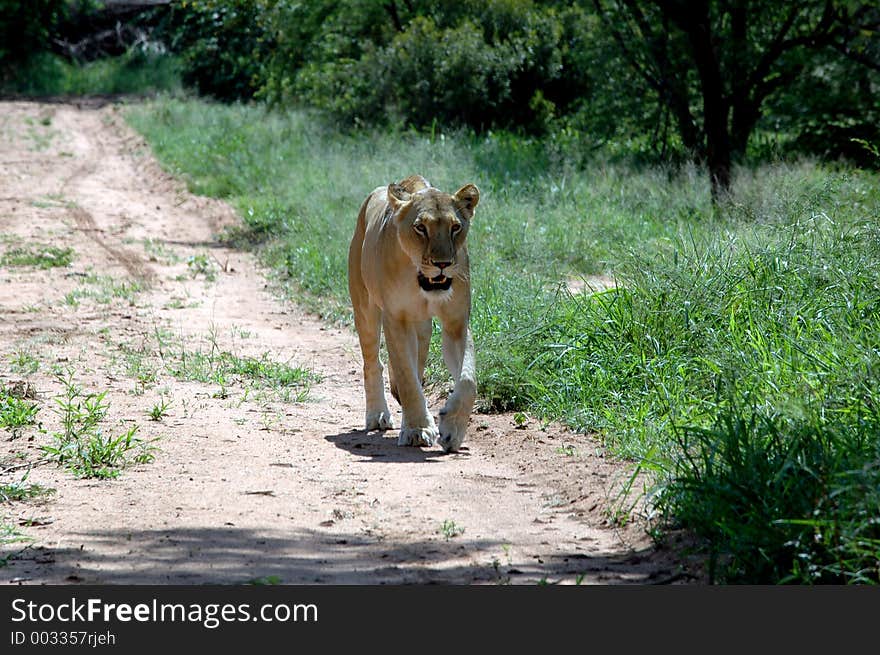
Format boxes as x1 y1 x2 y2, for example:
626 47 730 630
451 223 462 235
414 224 428 236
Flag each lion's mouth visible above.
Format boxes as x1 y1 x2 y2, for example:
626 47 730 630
417 272 452 292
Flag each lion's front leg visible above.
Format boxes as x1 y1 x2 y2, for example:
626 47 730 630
383 317 438 447
438 323 476 453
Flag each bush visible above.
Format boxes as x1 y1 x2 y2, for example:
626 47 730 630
1 1 180 96
0 0 70 78
5 48 180 96
764 53 880 169
259 0 578 133
166 0 271 100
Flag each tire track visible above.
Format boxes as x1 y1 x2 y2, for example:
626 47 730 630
67 203 154 284
56 106 155 286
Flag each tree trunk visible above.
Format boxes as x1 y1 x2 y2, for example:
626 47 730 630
666 84 702 156
678 7 732 200
728 1 753 161
730 101 760 159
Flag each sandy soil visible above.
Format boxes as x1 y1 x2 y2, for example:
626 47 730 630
0 100 699 585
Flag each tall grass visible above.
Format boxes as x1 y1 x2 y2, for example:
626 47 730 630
127 97 880 583
509 182 880 582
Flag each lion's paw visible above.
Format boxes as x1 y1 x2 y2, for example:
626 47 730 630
438 409 468 453
397 426 437 447
365 410 394 431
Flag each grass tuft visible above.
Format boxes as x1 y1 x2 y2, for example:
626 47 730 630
0 473 55 504
1 245 74 269
41 371 157 479
0 386 40 439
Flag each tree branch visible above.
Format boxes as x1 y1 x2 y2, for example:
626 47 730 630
831 40 880 72
622 0 658 42
384 2 403 33
744 4 802 97
592 0 664 92
778 1 839 51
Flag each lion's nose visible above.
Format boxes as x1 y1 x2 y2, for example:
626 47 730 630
432 260 452 270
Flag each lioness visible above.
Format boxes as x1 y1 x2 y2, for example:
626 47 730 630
348 175 480 452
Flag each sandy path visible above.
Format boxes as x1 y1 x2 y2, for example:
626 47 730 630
0 101 690 585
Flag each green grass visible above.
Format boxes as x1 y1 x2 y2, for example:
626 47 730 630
127 96 880 584
166 344 318 402
0 474 54 504
2 51 181 97
1 245 74 269
9 350 40 376
148 397 171 421
64 273 142 307
41 371 157 479
186 253 218 281
439 519 465 541
0 387 40 438
112 326 318 403
0 522 32 565
509 202 880 582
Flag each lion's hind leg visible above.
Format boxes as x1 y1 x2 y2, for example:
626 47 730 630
383 317 437 447
354 302 394 431
390 319 430 405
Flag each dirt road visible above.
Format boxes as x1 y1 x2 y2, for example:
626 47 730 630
0 100 690 584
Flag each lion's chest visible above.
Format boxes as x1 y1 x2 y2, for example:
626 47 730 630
379 284 455 322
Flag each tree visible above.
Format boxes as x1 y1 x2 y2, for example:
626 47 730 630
594 0 880 200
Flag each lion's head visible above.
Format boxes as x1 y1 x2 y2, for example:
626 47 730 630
386 177 480 294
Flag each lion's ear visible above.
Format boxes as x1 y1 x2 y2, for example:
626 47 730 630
387 183 411 210
454 184 480 218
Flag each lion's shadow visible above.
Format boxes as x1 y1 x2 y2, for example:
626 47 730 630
324 429 469 463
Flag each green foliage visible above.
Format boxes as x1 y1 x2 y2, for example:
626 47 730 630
439 519 465 540
186 252 217 280
64 273 142 308
768 53 880 168
0 521 31 562
0 0 180 96
0 0 70 75
278 2 573 132
159 0 880 167
10 351 40 376
148 397 171 421
664 410 880 584
164 0 590 132
498 174 880 582
42 371 156 479
0 387 40 438
5 50 181 96
166 0 271 100
590 0 880 180
0 472 54 503
158 325 319 401
1 244 73 269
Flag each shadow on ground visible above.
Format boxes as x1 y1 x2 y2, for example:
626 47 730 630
2 525 683 585
324 430 468 463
